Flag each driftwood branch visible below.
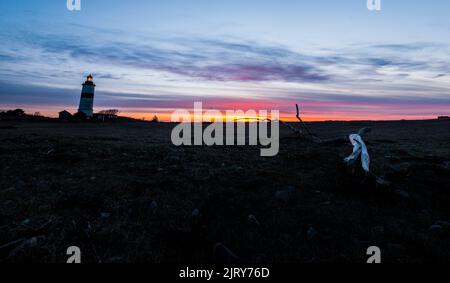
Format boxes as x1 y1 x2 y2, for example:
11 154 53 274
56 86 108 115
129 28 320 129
233 105 372 147
285 105 386 184
282 104 375 148
277 104 315 138
295 104 316 140
234 117 304 136
318 127 372 145
280 121 302 135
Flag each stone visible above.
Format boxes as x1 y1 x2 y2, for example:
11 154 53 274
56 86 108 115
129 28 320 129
20 219 31 226
394 190 410 200
307 227 318 240
444 161 450 169
274 186 296 202
192 209 200 217
150 201 158 210
429 225 443 235
248 214 260 226
274 191 289 202
430 221 450 235
436 221 450 229
100 212 110 219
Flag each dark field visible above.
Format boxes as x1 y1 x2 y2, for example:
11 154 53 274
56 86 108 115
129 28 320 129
1 119 450 263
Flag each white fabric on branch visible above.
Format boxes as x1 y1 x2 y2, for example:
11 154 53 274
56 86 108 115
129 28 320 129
344 134 370 173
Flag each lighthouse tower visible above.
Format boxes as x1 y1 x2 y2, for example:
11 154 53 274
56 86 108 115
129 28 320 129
78 74 96 118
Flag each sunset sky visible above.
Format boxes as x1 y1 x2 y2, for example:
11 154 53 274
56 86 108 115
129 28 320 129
1 0 450 121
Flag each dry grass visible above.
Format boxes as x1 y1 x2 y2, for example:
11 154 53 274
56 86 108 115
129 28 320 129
0 119 449 263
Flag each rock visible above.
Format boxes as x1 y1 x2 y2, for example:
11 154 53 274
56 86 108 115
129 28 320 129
394 190 410 200
100 212 110 220
375 176 390 187
444 161 450 170
429 221 450 235
192 209 200 217
274 186 296 202
20 219 32 226
248 214 260 226
150 201 158 210
274 191 289 202
435 221 450 230
307 227 318 240
230 166 243 171
429 225 443 235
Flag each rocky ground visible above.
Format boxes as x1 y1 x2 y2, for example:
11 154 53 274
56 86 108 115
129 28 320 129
0 119 450 263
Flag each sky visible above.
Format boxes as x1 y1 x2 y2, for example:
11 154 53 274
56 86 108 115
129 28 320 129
0 0 450 121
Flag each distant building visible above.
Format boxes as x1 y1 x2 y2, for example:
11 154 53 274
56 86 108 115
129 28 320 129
93 113 118 121
438 116 450 120
78 74 96 118
59 110 72 120
93 109 119 121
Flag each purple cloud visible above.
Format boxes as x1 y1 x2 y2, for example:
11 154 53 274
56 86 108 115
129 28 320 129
174 63 328 82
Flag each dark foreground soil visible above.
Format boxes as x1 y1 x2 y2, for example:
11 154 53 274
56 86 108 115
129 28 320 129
1 119 450 263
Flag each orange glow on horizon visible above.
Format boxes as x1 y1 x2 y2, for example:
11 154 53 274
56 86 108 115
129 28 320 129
116 99 448 122
120 112 440 122
6 101 445 123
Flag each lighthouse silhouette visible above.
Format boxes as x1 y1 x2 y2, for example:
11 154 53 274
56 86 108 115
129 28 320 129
78 74 96 118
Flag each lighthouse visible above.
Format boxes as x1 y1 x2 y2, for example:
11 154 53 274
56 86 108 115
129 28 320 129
78 74 96 118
